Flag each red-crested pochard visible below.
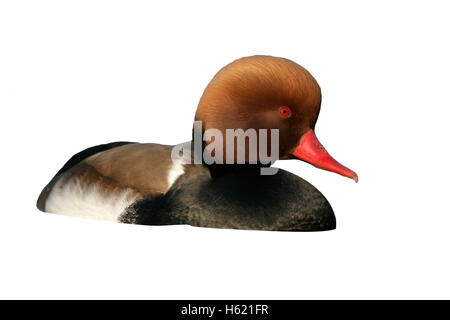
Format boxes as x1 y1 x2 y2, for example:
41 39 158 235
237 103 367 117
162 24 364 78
37 55 357 231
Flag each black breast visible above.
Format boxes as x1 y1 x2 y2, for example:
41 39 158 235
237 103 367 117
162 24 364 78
121 165 335 231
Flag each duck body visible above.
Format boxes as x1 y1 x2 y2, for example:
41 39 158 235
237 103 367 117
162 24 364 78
123 161 335 231
38 142 335 231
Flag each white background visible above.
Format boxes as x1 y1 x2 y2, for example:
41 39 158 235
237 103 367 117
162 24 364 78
1 1 449 299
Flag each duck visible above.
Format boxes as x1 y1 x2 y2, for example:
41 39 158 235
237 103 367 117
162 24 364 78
37 55 358 231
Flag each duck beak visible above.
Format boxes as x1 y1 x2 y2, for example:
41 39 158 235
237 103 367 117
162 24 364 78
292 129 358 182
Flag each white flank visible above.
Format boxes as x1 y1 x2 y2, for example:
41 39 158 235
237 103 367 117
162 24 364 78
45 176 140 222
167 158 185 188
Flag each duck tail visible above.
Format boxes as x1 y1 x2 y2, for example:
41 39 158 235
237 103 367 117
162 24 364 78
36 141 136 211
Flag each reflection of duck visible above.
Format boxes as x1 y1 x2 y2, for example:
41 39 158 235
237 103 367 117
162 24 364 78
37 56 357 231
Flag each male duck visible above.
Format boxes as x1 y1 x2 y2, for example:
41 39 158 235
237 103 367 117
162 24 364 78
37 56 357 231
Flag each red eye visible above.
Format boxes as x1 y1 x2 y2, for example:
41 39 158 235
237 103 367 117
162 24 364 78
279 106 291 118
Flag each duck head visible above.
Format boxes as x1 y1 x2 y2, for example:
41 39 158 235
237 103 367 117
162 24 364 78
194 55 358 182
